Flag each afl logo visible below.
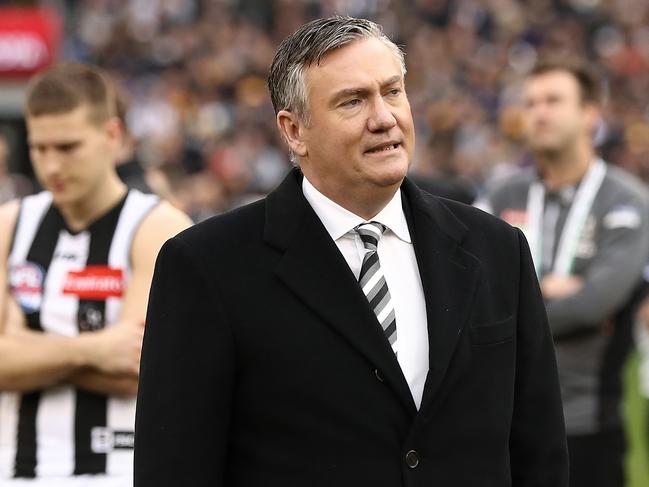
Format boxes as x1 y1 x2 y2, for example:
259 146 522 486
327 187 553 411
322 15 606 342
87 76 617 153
9 262 45 313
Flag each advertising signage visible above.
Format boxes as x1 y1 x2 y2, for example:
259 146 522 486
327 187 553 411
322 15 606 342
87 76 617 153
0 7 62 78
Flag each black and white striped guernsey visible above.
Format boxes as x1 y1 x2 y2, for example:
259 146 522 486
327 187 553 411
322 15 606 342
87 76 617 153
0 189 159 479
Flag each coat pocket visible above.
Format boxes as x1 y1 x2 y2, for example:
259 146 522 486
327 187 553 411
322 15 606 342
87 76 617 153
470 316 514 346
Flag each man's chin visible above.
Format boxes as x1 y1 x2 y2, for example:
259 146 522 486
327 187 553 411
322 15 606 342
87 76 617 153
50 190 76 207
530 142 564 157
373 156 410 182
373 168 408 189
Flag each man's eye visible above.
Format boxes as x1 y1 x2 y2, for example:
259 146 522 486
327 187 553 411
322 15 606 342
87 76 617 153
57 143 80 153
342 99 361 107
387 88 401 96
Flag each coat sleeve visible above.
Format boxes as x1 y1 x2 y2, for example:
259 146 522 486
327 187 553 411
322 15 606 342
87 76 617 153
509 228 569 487
134 236 236 486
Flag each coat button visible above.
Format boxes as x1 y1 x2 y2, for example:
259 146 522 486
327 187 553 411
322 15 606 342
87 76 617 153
374 368 384 382
405 450 419 469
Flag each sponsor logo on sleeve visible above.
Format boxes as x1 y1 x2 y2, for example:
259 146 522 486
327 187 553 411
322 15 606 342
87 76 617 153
603 205 641 230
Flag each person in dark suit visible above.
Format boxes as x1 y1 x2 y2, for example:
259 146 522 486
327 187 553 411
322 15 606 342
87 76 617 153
134 17 568 486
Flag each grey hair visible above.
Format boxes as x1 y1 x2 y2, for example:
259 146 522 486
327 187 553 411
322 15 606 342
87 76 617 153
267 16 406 125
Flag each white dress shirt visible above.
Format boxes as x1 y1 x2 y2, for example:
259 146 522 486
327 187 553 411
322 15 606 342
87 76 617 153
302 176 429 409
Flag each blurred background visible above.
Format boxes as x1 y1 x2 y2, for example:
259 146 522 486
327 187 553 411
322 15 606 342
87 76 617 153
5 0 649 218
2 0 649 483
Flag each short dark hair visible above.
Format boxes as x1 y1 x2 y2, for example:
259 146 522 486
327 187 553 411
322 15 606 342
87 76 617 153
528 59 602 105
26 63 118 125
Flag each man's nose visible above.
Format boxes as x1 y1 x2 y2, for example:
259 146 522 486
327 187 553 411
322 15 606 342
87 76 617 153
367 97 397 132
37 149 63 175
528 101 550 119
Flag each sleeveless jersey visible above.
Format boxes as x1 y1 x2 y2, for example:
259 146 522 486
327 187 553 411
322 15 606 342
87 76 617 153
0 189 159 479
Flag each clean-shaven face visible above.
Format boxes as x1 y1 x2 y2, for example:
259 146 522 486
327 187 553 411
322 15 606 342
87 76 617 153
298 37 415 202
27 105 119 208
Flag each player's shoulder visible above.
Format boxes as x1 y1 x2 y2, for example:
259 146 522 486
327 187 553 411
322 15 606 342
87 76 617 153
473 166 536 214
0 199 22 258
484 166 536 197
603 163 649 202
140 199 192 233
0 198 20 224
130 194 192 260
595 164 649 232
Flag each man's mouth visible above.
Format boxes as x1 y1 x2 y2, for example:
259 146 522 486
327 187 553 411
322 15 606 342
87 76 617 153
366 143 401 154
49 180 66 192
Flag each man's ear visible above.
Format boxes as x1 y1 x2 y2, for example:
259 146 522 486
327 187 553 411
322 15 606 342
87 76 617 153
276 110 308 158
104 116 124 148
583 103 601 134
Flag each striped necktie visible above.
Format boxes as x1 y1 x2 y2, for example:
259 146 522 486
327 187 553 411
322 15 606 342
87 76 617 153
355 222 397 352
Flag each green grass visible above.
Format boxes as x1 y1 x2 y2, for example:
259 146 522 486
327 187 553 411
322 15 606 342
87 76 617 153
624 353 649 487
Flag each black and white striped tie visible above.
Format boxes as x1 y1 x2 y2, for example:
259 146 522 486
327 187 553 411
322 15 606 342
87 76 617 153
356 222 397 352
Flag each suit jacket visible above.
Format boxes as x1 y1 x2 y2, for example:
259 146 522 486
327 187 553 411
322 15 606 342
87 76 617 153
134 170 568 487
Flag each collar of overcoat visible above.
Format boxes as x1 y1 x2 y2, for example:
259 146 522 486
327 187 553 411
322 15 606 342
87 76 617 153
264 169 481 418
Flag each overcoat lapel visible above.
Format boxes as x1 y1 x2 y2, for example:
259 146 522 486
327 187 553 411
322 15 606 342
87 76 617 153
401 180 481 417
265 171 417 416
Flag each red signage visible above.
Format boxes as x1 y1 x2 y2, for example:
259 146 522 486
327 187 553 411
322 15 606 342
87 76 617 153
63 266 125 300
0 7 62 77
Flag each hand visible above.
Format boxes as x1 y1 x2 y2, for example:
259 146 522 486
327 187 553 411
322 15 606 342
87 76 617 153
540 273 584 300
78 321 144 376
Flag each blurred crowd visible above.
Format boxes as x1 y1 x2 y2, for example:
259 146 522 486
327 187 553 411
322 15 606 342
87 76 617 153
3 0 649 220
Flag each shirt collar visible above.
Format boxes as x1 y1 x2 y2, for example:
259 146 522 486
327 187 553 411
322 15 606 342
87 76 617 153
302 175 412 243
536 158 601 195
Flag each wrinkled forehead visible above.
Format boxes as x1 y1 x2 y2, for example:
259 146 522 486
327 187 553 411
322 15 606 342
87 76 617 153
304 38 404 97
310 36 402 71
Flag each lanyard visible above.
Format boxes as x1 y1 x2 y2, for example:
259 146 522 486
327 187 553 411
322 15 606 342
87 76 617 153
525 159 607 277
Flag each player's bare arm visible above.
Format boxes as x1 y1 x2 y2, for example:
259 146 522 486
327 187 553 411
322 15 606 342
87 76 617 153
0 200 19 334
0 200 96 390
0 199 190 394
67 201 192 396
